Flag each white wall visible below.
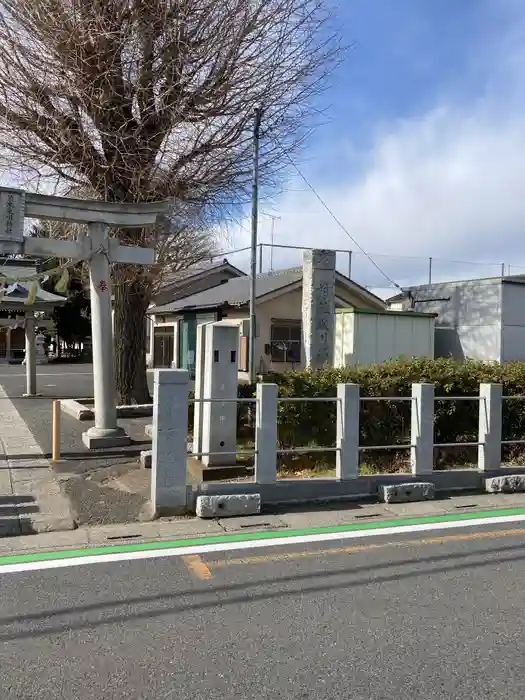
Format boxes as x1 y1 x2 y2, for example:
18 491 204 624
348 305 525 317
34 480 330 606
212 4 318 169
501 282 525 362
335 311 434 367
394 278 503 362
334 311 353 367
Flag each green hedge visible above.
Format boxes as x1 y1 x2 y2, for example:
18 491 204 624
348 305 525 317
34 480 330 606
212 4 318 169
269 358 525 469
186 359 525 470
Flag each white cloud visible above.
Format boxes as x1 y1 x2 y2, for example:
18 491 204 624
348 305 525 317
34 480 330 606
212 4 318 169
227 8 525 295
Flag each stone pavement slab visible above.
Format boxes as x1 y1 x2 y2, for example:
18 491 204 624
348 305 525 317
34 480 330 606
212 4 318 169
219 514 287 532
278 502 389 529
382 500 457 517
443 492 525 509
0 527 90 554
0 468 12 492
86 521 162 545
156 518 226 539
0 384 75 535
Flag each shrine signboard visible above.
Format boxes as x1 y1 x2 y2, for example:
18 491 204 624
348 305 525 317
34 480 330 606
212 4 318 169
0 187 25 254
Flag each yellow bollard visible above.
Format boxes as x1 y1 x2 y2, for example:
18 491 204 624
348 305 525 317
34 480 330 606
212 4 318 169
52 400 61 461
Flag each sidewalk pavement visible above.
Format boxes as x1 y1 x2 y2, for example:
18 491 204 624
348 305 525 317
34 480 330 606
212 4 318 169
0 385 75 536
0 490 525 557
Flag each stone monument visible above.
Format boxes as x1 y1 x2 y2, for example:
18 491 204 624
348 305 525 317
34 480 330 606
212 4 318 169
194 321 239 467
35 333 48 364
301 249 336 369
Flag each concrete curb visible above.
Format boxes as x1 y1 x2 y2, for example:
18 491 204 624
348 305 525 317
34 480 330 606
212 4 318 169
116 404 153 418
62 399 153 422
188 467 525 510
61 398 94 421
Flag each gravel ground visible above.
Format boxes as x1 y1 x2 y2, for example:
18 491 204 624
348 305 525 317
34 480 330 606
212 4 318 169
60 461 150 527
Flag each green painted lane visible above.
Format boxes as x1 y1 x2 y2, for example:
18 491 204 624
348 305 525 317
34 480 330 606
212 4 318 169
1 506 525 567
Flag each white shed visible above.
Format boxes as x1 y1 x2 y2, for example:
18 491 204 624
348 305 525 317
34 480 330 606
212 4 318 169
387 276 525 363
334 308 435 367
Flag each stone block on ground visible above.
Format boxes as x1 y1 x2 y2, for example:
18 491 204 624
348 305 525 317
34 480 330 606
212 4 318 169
140 450 152 469
196 493 261 518
485 474 525 494
60 399 94 421
379 482 435 504
117 404 153 418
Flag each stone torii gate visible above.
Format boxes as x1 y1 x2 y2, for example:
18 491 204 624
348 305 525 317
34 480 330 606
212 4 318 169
0 186 167 448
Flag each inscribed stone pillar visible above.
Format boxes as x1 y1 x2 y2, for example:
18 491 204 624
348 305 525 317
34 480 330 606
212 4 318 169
302 249 336 369
200 323 238 466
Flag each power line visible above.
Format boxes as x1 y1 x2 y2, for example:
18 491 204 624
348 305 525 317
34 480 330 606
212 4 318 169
281 153 404 292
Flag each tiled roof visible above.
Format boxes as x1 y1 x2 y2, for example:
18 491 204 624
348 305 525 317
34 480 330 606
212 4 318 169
151 268 303 313
158 259 239 289
151 267 385 314
1 282 66 307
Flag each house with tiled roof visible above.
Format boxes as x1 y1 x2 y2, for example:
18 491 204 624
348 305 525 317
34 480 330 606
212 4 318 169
148 261 385 375
145 258 245 367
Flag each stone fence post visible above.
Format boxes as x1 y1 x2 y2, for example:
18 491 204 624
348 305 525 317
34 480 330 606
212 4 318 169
151 369 189 516
411 383 434 476
336 383 360 480
478 383 502 472
255 383 278 484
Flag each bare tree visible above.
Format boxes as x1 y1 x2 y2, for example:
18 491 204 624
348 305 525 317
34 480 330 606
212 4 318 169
0 0 342 403
152 201 221 283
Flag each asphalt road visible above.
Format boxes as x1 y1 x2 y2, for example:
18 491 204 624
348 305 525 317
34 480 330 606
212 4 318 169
0 364 152 461
1 522 525 699
0 363 97 400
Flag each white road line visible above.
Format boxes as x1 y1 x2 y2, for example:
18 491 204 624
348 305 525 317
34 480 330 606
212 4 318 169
2 512 525 575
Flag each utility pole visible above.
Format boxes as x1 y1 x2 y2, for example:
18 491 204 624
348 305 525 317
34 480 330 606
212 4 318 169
249 107 262 383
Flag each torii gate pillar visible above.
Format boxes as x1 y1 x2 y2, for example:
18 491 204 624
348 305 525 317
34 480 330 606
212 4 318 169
83 222 125 448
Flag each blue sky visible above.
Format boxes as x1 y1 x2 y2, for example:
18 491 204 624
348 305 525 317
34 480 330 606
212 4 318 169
231 0 525 297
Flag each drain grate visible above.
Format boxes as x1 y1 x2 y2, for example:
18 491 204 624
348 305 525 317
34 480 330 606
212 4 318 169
455 504 478 509
240 522 272 529
354 513 381 519
106 534 143 541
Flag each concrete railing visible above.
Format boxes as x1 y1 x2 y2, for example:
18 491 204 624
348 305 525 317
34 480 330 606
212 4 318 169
149 370 522 515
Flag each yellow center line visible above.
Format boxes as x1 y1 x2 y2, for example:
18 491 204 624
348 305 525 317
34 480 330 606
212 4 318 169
208 528 525 568
182 554 213 580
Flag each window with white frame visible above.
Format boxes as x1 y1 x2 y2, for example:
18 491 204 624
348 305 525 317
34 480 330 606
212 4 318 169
270 321 301 362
